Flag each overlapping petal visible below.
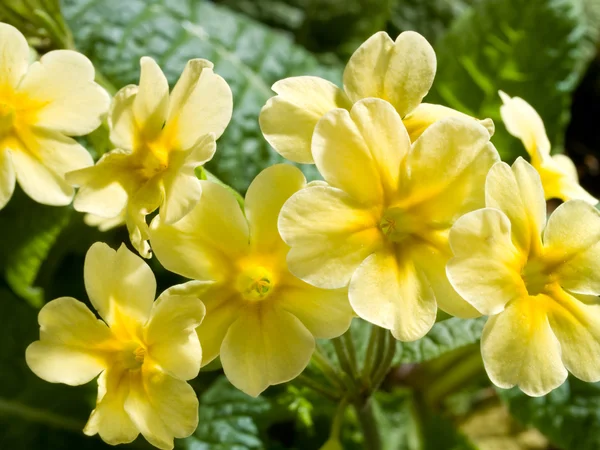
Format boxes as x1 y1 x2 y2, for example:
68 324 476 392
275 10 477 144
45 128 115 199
125 366 198 450
84 242 156 328
259 76 351 163
485 158 546 255
543 200 600 295
481 296 567 397
84 367 139 446
133 57 169 140
145 289 205 380
447 208 525 315
150 180 249 281
245 163 306 253
279 185 383 289
220 305 315 397
349 248 437 341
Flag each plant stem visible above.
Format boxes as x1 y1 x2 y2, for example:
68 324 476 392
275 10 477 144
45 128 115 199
371 331 397 390
333 337 355 384
354 397 382 450
0 398 83 432
297 374 340 401
342 330 359 378
362 324 379 380
312 346 347 391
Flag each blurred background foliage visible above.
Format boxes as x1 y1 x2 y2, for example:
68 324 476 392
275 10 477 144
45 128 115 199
1 0 600 448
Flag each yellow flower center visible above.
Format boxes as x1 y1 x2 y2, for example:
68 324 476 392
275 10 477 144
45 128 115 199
379 207 415 242
121 342 146 370
237 266 275 301
0 102 16 137
132 122 178 180
521 258 557 296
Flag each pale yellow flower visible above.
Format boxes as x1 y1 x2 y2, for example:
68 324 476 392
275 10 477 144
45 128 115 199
0 23 109 209
149 164 353 397
26 242 205 449
67 57 233 257
499 91 596 204
259 30 493 164
84 209 126 231
278 98 498 341
447 158 600 396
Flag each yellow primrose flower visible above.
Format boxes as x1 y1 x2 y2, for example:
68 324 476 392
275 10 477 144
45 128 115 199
149 164 353 397
0 23 109 210
67 57 233 257
278 98 498 341
26 242 205 449
447 158 600 396
499 91 597 205
259 30 493 164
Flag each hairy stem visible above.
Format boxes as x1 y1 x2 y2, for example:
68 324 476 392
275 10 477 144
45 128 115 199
354 397 382 450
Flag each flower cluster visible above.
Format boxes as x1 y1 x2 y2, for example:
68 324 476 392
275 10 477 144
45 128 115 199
8 20 598 449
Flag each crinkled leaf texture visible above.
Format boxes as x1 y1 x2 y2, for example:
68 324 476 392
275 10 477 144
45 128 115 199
62 0 342 192
178 377 271 450
499 377 600 450
394 317 486 365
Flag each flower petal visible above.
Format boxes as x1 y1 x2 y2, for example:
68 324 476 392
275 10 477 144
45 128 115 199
411 242 480 318
343 31 394 103
0 23 29 88
403 102 495 141
170 62 233 148
149 180 249 281
499 91 550 158
11 128 93 206
279 185 383 289
277 280 353 339
195 285 244 366
543 200 600 295
382 31 436 118
485 158 546 255
401 117 494 217
25 297 113 385
447 208 525 315
313 98 410 204
133 57 169 141
481 296 567 397
17 50 109 135
539 155 598 205
68 149 132 218
125 367 199 450
84 367 139 446
547 289 600 382
145 288 206 380
245 164 306 253
220 305 315 397
159 134 214 224
84 242 156 327
349 248 437 341
0 147 16 209
259 76 351 163
109 85 138 151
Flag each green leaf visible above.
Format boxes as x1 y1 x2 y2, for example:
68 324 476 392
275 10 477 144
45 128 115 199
427 0 595 161
389 0 481 46
499 377 600 450
394 317 486 365
179 377 271 450
62 0 341 193
0 287 116 448
0 189 71 307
